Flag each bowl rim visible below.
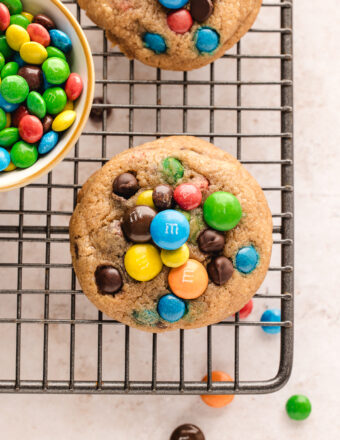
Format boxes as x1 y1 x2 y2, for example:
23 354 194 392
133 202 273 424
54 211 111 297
0 0 95 192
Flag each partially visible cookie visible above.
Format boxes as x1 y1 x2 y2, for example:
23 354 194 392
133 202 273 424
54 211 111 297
78 0 262 71
69 136 272 332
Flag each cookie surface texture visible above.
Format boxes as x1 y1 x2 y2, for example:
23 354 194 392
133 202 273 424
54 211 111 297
69 136 272 332
77 0 262 70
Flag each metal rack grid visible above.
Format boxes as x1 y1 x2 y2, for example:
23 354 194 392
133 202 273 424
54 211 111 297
0 0 293 394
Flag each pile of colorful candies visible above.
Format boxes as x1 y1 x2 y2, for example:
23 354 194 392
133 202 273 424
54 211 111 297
142 0 220 55
0 0 83 172
94 156 261 325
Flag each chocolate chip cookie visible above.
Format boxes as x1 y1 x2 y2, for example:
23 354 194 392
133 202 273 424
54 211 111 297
69 136 272 332
77 0 262 71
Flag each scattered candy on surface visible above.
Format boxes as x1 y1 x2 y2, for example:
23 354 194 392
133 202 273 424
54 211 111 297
136 189 155 208
174 182 202 210
195 27 219 53
167 9 193 34
10 140 37 167
161 243 189 268
207 256 234 285
143 32 167 54
51 109 76 132
170 424 205 440
18 114 42 143
168 258 208 299
236 299 253 319
157 293 186 322
113 172 139 198
122 205 156 242
152 184 174 210
0 145 10 170
95 265 123 295
235 245 259 274
198 228 225 253
124 243 163 281
260 308 281 334
150 209 190 250
203 191 242 231
201 371 235 408
286 395 312 421
162 156 184 184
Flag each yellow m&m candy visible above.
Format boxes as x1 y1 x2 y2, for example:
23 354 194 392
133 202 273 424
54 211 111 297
161 244 189 268
5 112 11 128
20 41 48 65
52 110 76 132
124 244 163 281
21 12 34 23
136 190 155 209
6 25 30 51
4 161 16 171
64 100 74 111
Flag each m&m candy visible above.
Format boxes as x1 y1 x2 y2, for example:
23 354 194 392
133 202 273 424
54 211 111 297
65 72 83 101
167 9 193 34
124 244 163 281
195 27 220 53
43 87 67 114
152 184 174 210
27 23 50 47
136 190 155 208
236 299 253 319
150 209 190 250
203 191 242 231
161 243 189 268
170 424 205 440
0 146 10 171
1 0 22 15
158 0 189 9
122 205 156 242
286 395 312 421
168 259 208 299
0 4 10 32
49 29 72 53
157 293 186 322
201 371 235 408
38 130 58 155
260 308 281 334
42 57 70 84
20 41 47 64
113 172 139 198
52 110 76 132
174 182 202 210
18 114 43 143
142 32 166 54
33 14 56 31
1 74 29 103
95 265 123 295
162 156 184 184
235 245 259 274
10 140 37 168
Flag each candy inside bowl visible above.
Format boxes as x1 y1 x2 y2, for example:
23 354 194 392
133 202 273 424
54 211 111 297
0 0 94 191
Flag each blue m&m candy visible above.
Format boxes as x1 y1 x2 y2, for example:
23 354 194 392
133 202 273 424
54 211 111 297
49 29 72 53
195 27 220 53
157 293 186 322
158 0 189 9
0 146 10 171
38 130 59 154
0 91 19 112
150 209 190 250
235 245 259 274
13 52 25 67
143 32 167 54
261 309 281 334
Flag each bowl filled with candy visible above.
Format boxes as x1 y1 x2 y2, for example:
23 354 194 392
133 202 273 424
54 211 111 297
0 0 94 191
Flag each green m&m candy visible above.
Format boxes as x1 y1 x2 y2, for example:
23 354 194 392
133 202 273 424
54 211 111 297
286 395 312 421
10 140 38 168
42 87 67 115
162 157 184 184
1 75 29 103
46 46 67 61
0 127 19 147
0 35 14 59
0 108 7 131
10 13 30 29
0 53 5 72
1 61 19 79
0 0 23 15
42 57 70 85
203 191 242 231
27 91 46 119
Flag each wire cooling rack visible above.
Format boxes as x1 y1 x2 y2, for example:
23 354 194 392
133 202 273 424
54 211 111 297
0 0 293 394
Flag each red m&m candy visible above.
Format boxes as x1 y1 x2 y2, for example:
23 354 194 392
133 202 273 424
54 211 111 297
12 105 29 127
19 114 43 143
237 299 253 319
27 23 51 47
65 73 83 101
0 4 10 32
174 183 202 211
167 9 193 34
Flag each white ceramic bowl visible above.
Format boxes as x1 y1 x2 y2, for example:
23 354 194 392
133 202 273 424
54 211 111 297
0 0 94 191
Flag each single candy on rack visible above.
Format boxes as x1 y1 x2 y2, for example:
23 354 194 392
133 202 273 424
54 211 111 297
122 205 156 242
207 256 234 285
203 191 242 231
195 27 219 53
10 140 37 168
95 265 123 294
38 130 58 155
286 395 312 421
201 371 234 408
190 0 213 22
235 245 259 274
150 209 190 250
143 32 166 54
170 424 205 440
113 172 139 198
198 229 225 253
167 9 193 34
161 243 189 268
157 293 186 322
237 299 253 319
124 243 163 281
162 157 184 184
0 146 10 171
18 65 43 90
168 258 208 299
136 190 155 208
174 183 202 211
260 308 281 334
152 184 174 210
18 114 43 143
33 13 56 31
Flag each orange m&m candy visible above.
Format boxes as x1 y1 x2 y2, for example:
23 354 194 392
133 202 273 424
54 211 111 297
168 259 208 299
201 371 235 408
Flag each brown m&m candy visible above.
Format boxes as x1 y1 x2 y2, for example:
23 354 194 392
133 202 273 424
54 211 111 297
113 172 139 199
152 184 174 210
170 424 205 440
198 229 225 253
207 256 234 285
42 114 53 133
190 0 213 23
122 205 156 242
33 14 56 31
95 265 123 294
18 65 43 91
